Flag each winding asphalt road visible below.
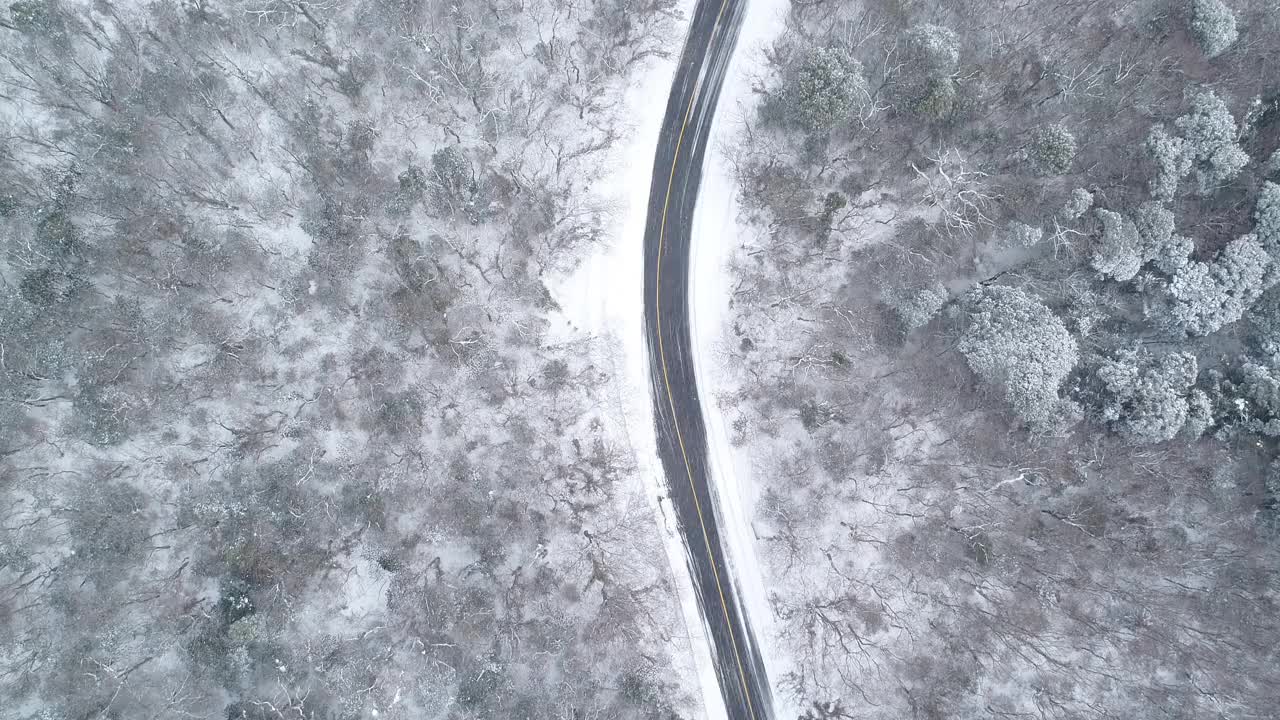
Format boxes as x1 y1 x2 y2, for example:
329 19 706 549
641 0 773 718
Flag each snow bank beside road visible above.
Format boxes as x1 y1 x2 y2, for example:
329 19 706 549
689 0 797 716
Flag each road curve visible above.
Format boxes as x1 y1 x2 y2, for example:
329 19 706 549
641 0 773 718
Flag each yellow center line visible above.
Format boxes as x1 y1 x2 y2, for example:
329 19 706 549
653 0 759 718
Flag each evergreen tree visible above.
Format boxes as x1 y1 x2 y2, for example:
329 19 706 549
1133 202 1194 274
1008 222 1044 248
1247 285 1280 366
1255 182 1280 255
1174 91 1249 193
1092 209 1144 281
785 46 868 132
1062 188 1094 220
1147 128 1193 201
1263 150 1280 178
958 286 1080 430
1146 91 1247 198
1166 234 1275 336
893 24 961 120
1094 348 1199 444
1029 123 1077 175
1190 0 1239 59
1206 363 1280 437
901 24 960 75
884 282 947 330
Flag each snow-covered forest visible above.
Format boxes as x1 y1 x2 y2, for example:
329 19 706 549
0 0 702 718
715 0 1280 716
7 0 1280 717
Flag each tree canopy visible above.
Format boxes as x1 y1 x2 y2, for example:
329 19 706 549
783 46 868 132
1190 0 1239 59
1166 234 1275 336
1094 348 1200 444
958 286 1080 430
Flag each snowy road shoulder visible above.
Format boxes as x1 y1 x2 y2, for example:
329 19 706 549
689 0 796 716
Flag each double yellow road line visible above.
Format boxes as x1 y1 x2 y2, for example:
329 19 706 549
652 0 759 717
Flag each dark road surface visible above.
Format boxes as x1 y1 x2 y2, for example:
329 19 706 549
641 0 773 718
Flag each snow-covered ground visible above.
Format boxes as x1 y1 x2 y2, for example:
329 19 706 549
689 0 797 717
544 0 726 716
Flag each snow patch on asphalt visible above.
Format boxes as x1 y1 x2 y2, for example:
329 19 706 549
544 0 727 717
690 0 797 715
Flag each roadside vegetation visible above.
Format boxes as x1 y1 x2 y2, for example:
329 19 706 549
0 1 696 718
725 0 1280 716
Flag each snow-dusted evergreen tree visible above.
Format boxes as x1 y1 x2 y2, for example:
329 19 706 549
910 77 958 121
429 144 478 215
1166 234 1276 336
1092 209 1144 281
785 46 868 132
1263 150 1280 178
1008 222 1044 248
884 282 948 330
1147 92 1248 198
1147 128 1193 200
893 24 960 119
1133 202 1175 250
1089 205 1186 281
1062 188 1094 220
901 24 960 75
1233 364 1280 435
1262 461 1280 535
1133 202 1195 274
959 286 1080 430
1255 182 1280 255
1248 285 1280 365
1028 123 1077 175
1206 363 1280 436
1176 91 1249 192
1094 348 1199 444
1190 0 1239 59
1185 387 1214 438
